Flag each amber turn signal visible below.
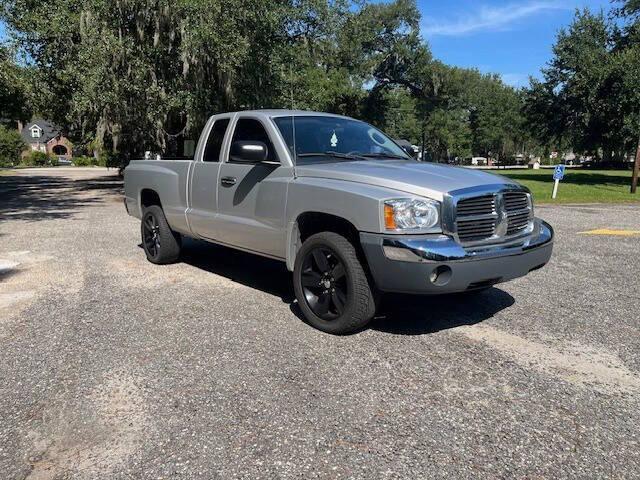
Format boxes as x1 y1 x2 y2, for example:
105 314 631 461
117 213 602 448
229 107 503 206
384 204 397 230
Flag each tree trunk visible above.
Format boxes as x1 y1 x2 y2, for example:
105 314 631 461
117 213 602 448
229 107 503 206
631 135 640 194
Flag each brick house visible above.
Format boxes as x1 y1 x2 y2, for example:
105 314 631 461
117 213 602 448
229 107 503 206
18 119 73 160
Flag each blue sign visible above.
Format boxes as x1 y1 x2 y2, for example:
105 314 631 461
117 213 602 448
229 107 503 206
553 165 566 181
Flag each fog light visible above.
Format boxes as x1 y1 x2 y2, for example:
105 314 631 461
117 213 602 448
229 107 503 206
429 265 452 286
382 246 422 262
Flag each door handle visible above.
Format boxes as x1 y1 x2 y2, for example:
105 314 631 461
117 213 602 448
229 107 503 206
221 176 237 187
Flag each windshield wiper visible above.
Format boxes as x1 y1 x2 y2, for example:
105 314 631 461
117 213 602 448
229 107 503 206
297 151 366 160
357 153 409 160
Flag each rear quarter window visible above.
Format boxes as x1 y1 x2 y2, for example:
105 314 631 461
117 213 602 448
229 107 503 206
203 118 230 162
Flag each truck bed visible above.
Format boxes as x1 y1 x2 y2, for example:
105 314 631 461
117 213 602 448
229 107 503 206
124 159 194 234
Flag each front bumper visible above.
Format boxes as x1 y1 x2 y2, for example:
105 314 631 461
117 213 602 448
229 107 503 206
360 219 554 294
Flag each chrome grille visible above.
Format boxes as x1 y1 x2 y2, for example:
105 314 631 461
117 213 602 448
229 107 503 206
504 192 531 236
504 192 529 211
455 195 496 216
457 218 497 241
455 195 497 242
507 212 531 235
453 190 532 244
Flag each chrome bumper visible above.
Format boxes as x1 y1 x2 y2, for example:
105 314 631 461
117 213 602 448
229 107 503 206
359 219 554 294
381 219 553 263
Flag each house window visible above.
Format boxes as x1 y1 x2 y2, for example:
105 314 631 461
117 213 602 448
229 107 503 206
31 126 41 138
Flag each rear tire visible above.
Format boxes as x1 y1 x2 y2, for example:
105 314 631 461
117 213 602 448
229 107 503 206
141 205 181 264
293 232 376 334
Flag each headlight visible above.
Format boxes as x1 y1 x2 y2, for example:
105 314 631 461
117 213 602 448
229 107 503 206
384 198 440 231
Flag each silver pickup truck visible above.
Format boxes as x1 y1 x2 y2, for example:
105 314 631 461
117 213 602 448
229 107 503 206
124 110 553 334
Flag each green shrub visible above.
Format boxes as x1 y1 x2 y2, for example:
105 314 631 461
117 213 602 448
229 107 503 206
72 154 118 167
0 125 26 167
72 155 96 166
22 150 50 166
96 152 118 167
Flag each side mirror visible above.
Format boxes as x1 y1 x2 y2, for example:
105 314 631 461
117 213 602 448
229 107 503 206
401 145 416 158
230 141 269 163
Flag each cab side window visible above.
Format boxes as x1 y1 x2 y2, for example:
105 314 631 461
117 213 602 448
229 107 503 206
203 118 230 162
230 119 277 162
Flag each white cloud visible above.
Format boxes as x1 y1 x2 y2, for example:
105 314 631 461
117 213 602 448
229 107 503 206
501 73 530 88
424 1 569 37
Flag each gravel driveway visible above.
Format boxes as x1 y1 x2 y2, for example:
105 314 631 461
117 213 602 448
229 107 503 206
1 168 639 479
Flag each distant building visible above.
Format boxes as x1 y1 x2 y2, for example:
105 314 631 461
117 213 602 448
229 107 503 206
18 119 72 160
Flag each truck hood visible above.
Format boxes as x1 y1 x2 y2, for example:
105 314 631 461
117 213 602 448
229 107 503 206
295 160 518 201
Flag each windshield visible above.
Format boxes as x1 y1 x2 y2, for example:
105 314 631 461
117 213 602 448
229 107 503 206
273 115 410 165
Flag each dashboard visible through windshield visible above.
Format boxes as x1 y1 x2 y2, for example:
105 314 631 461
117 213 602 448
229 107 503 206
273 115 410 165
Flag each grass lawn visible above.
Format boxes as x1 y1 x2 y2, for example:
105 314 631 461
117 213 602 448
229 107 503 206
490 169 640 204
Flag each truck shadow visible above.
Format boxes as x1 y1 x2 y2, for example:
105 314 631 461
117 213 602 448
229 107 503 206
368 290 515 335
179 238 295 301
179 238 515 336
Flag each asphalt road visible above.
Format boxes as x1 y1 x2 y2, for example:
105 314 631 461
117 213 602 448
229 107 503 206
1 168 639 479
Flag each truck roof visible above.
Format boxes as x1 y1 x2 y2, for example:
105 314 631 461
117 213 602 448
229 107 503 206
211 109 353 120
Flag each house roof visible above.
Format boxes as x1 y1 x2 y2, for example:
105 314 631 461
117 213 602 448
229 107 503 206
21 119 61 144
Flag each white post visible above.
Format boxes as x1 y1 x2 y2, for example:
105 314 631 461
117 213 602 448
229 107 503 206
552 178 560 199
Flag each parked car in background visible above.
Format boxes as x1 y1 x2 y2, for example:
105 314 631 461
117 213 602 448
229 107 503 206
124 110 554 334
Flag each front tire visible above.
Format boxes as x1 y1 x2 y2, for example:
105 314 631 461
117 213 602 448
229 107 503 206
293 232 376 334
141 205 181 264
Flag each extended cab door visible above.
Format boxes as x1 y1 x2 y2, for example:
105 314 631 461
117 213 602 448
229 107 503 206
214 115 293 259
187 115 232 240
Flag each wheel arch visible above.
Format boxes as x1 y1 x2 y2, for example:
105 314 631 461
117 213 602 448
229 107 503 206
286 211 364 271
139 188 163 211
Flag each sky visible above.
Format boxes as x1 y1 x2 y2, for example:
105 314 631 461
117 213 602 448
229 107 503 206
420 0 614 87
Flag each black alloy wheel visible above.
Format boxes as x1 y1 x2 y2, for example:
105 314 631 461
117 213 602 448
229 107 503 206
140 205 182 264
300 246 348 320
142 210 161 258
293 232 377 334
